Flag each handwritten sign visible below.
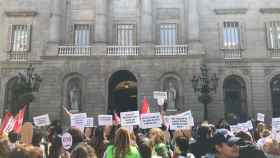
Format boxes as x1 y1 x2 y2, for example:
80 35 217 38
85 117 94 127
70 113 87 131
177 110 194 127
169 116 190 130
257 113 265 122
120 111 140 126
62 132 72 150
33 114 51 127
98 115 112 126
140 113 162 129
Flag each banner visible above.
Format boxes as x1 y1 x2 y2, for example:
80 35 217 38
120 111 140 126
140 113 162 129
272 117 280 141
70 113 87 131
13 106 26 134
0 112 13 133
33 114 51 127
98 115 113 126
85 117 94 127
257 113 265 122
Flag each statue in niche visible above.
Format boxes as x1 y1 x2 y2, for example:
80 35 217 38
167 81 177 110
68 82 81 112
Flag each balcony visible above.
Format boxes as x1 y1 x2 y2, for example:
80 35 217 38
106 46 140 56
58 46 93 56
154 45 189 56
8 52 28 62
222 49 242 60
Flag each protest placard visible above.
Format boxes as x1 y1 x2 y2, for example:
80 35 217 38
246 120 253 130
85 117 94 127
153 91 167 106
62 132 72 150
140 113 162 129
177 110 194 127
169 116 190 130
70 113 87 131
33 114 51 127
98 115 113 126
257 113 265 122
120 111 140 126
153 91 168 100
230 125 240 134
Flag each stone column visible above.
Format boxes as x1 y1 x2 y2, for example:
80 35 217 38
140 0 153 55
188 0 204 55
47 0 62 56
94 0 108 55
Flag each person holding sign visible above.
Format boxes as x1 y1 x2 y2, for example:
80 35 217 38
104 127 141 158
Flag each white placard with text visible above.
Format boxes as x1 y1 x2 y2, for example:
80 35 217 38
120 111 140 126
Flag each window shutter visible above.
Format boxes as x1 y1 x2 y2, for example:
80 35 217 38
113 24 117 45
218 22 225 49
25 24 32 52
133 24 137 45
176 23 181 44
7 24 13 52
265 22 273 49
90 24 94 44
239 22 246 50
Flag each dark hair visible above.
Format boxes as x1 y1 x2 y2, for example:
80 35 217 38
8 131 18 143
90 127 108 158
32 129 43 147
175 136 189 156
138 137 152 158
67 128 85 151
197 125 211 141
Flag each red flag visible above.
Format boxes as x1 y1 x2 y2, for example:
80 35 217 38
0 111 13 133
13 106 26 134
140 96 150 114
113 113 121 125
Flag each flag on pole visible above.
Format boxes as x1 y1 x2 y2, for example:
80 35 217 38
13 105 26 134
140 96 150 114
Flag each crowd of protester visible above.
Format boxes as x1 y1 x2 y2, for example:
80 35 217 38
1 115 280 158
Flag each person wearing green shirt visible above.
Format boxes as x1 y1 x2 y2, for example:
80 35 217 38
104 127 141 158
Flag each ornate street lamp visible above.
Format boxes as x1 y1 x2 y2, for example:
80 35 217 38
12 64 42 116
191 64 219 120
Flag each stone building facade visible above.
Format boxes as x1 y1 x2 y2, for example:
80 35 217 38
1 0 280 122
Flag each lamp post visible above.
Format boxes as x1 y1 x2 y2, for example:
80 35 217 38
12 64 42 116
191 64 219 120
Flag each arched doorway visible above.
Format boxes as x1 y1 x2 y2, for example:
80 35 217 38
271 75 280 117
223 75 247 120
108 70 137 114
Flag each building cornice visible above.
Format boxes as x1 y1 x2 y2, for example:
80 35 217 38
214 8 248 15
260 8 280 14
4 11 38 17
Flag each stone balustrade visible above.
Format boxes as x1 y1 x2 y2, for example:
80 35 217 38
154 45 189 56
106 46 140 56
58 46 93 56
8 52 28 62
270 49 280 58
222 49 242 60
